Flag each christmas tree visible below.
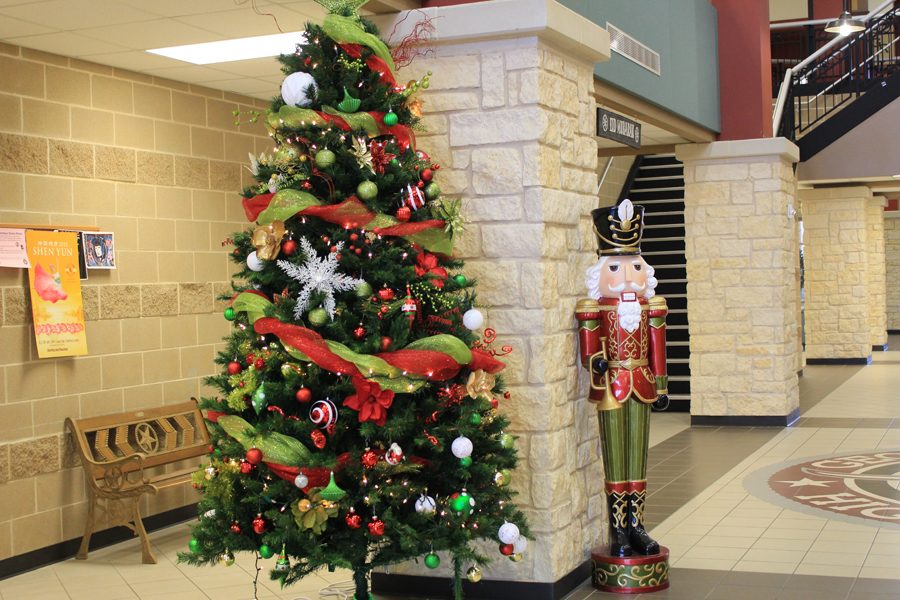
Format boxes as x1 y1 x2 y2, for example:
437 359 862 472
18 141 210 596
179 2 529 599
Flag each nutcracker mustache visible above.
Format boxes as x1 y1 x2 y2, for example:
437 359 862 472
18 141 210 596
608 281 647 293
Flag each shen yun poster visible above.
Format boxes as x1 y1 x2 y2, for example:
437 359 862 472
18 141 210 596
25 230 87 358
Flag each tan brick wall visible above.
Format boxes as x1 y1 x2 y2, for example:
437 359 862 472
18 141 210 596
867 198 887 347
800 187 872 360
887 215 900 331
0 42 270 559
381 37 602 584
677 139 801 418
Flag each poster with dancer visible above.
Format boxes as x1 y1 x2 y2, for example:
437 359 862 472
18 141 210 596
25 229 87 358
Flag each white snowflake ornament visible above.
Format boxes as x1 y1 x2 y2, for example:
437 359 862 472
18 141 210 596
278 237 365 321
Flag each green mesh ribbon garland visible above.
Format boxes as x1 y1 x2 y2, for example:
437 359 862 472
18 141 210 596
322 13 397 78
231 292 273 324
322 105 381 136
257 189 323 224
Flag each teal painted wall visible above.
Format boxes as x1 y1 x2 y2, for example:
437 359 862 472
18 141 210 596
558 0 721 133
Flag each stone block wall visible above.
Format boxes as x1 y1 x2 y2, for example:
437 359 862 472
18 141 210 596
375 8 606 582
867 197 887 347
887 215 900 331
676 139 800 418
0 42 270 559
800 187 872 360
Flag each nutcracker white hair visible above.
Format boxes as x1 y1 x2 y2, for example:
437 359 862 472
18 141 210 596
584 256 657 301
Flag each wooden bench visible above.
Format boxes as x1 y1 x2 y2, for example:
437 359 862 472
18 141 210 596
65 399 209 564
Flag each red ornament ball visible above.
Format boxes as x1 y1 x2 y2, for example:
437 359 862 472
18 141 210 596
254 358 266 370
499 543 515 556
377 287 396 301
246 353 255 366
281 239 298 256
252 514 267 535
491 398 500 410
380 336 392 351
379 305 390 315
349 233 359 241
345 512 362 529
229 522 242 534
368 518 386 536
239 461 254 475
421 168 434 182
395 206 411 222
227 361 242 375
354 247 361 255
296 387 312 403
353 326 366 340
361 450 379 468
311 430 326 449
245 448 263 465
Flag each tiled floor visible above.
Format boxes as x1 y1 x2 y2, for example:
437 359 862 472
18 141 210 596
2 339 899 600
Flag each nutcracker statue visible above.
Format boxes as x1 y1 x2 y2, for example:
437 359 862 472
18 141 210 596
576 198 670 593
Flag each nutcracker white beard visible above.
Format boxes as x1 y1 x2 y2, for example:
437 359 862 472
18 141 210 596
617 298 642 333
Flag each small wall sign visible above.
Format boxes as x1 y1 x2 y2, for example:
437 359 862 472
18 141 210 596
597 108 642 148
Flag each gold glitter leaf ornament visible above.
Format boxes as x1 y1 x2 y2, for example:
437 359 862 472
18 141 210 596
466 369 496 400
252 220 286 261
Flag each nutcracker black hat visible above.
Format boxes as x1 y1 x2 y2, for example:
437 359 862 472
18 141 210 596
591 198 644 256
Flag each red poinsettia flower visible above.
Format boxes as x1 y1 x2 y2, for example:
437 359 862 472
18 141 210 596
343 376 394 426
414 251 448 288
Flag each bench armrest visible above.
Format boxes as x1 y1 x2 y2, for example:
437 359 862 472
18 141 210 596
83 453 152 493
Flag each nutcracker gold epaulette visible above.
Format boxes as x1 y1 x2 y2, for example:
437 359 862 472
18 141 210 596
648 295 667 309
575 298 600 312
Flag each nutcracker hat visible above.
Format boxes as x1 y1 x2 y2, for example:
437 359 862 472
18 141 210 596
591 198 644 255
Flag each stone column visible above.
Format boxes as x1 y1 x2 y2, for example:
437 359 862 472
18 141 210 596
887 214 900 333
867 197 888 350
799 186 873 364
373 0 609 595
675 139 801 425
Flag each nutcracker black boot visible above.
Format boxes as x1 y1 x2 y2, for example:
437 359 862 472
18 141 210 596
606 484 632 557
628 481 659 555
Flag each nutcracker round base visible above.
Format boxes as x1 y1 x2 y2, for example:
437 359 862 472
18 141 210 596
590 545 669 594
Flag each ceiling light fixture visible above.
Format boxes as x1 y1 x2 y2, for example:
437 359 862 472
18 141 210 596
148 31 305 65
825 1 865 37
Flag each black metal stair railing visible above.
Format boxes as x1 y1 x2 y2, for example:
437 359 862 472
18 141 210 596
777 4 900 140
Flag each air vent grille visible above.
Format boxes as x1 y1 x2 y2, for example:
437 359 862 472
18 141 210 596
607 23 661 76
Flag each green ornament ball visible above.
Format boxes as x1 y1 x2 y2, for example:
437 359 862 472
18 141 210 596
424 552 440 569
500 433 515 449
389 158 400 168
356 281 373 298
213 448 222 458
469 413 482 426
252 385 267 414
308 307 328 326
259 544 275 559
460 456 473 468
314 149 336 169
223 307 236 321
498 468 512 486
383 111 399 126
453 274 467 286
424 182 441 200
450 492 475 515
188 538 200 553
357 180 378 201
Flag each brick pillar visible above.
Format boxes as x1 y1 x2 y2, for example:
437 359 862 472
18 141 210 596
887 215 900 332
374 0 609 591
675 139 801 425
800 187 873 363
867 197 888 349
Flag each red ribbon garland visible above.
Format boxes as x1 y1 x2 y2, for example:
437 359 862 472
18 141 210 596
243 193 274 222
375 350 461 381
469 348 506 374
339 43 398 87
255 318 360 377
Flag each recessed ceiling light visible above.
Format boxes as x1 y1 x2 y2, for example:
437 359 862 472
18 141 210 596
148 32 305 65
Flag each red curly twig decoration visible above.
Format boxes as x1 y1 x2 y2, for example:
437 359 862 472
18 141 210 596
473 328 513 357
389 10 437 69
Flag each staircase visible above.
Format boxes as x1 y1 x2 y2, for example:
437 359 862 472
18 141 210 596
623 154 691 412
774 3 900 159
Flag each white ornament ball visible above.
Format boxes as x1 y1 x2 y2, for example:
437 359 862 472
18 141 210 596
415 494 437 515
385 442 403 465
451 436 473 459
498 522 520 545
462 309 484 330
513 536 528 554
294 473 309 488
246 250 264 272
281 72 318 107
203 509 216 519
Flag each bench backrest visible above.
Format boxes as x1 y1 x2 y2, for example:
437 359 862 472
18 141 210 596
65 399 210 479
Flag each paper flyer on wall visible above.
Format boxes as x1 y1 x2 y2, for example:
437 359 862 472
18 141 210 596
0 228 30 268
25 229 88 358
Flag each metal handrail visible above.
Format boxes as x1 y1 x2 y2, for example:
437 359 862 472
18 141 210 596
772 0 897 135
